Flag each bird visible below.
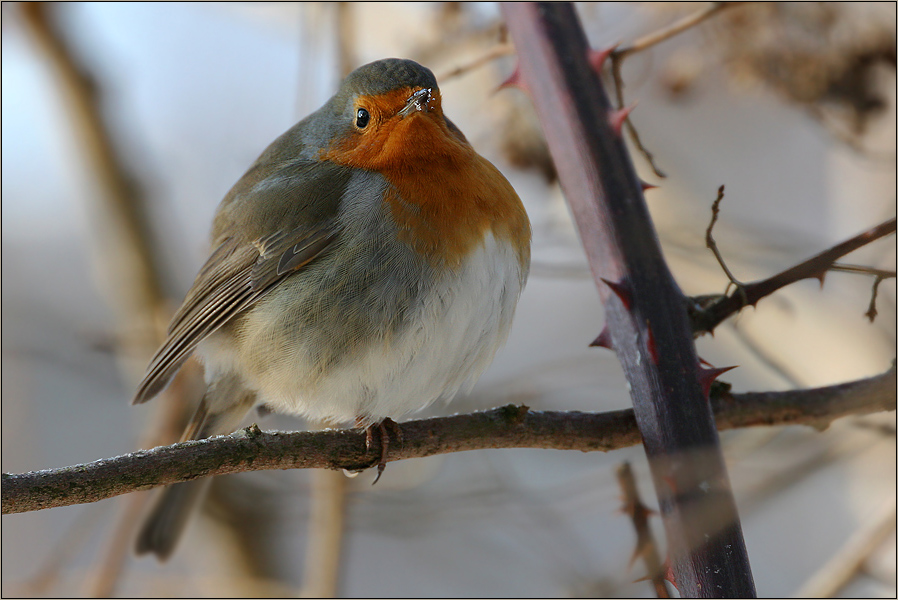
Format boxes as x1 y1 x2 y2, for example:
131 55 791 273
132 58 531 560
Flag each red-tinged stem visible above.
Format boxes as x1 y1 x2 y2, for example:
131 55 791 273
692 218 897 336
501 3 756 597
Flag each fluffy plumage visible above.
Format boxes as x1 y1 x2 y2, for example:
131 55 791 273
134 58 530 560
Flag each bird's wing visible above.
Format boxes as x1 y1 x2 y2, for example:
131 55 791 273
132 222 339 405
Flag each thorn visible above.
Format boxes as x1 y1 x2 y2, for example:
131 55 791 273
632 572 651 584
663 559 679 590
815 271 826 289
590 324 613 349
697 364 738 398
497 64 526 92
632 502 654 520
641 180 658 192
608 103 637 136
587 43 619 73
645 322 659 365
697 356 713 367
601 277 633 310
628 542 645 570
633 557 676 587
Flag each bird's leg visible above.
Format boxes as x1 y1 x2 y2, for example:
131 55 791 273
355 417 403 484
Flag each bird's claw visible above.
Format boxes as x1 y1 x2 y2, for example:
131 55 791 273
360 418 402 485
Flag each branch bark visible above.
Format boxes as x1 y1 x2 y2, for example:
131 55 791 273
4 365 894 515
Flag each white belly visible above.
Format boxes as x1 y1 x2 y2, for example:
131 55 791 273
200 232 526 425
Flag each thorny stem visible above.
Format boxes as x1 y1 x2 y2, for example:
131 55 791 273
607 2 749 178
609 58 667 178
692 218 897 336
617 462 670 598
502 3 756 596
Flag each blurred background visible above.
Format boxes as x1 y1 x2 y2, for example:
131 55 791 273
2 2 895 597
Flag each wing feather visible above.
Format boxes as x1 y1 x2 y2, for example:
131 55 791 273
132 225 338 404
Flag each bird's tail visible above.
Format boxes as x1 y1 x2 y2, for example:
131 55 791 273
135 374 256 560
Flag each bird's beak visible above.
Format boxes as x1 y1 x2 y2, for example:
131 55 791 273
399 88 432 118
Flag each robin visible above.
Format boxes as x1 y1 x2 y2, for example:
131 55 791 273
132 58 531 560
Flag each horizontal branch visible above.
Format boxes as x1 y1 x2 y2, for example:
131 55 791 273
3 365 895 515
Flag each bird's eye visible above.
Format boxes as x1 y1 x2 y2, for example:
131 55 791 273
356 108 370 129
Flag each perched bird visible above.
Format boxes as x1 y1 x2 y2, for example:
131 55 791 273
133 58 531 560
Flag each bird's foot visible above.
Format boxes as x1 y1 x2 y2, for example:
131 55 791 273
358 417 403 485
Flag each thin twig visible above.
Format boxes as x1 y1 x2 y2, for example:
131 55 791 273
4 364 895 515
438 43 516 82
829 263 897 279
705 185 748 304
607 3 748 178
825 263 896 323
609 56 667 178
613 3 745 61
866 274 889 322
691 218 897 336
616 462 669 598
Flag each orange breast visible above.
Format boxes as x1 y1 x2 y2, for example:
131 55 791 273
322 98 530 270
382 148 530 269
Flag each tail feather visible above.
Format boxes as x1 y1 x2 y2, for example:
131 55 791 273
135 479 212 560
135 375 256 560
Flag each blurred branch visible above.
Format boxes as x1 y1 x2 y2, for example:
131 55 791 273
301 470 348 598
335 2 356 77
4 364 895 515
608 3 749 178
82 490 148 597
18 503 106 595
616 462 669 598
20 3 169 358
411 4 506 67
613 3 746 61
793 499 897 598
691 217 897 336
438 43 515 82
20 4 197 596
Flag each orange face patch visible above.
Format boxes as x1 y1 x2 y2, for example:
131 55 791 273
321 87 450 171
321 88 530 270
